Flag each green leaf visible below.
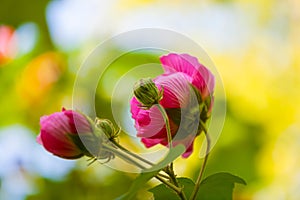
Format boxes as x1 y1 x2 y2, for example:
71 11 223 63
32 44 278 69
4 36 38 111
178 178 196 199
149 178 195 200
149 183 179 200
143 145 186 172
116 170 159 200
197 172 246 200
149 173 246 200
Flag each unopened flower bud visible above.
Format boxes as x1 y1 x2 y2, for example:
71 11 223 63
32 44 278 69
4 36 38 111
133 78 163 109
37 108 95 159
37 108 115 162
95 118 118 140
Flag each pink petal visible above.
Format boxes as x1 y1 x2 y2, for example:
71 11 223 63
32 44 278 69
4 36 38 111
38 109 90 159
154 73 191 108
160 53 200 76
135 106 165 138
40 129 82 158
160 53 215 99
141 137 165 148
64 110 92 133
40 113 73 139
181 144 194 158
173 132 198 158
136 109 151 126
130 97 142 120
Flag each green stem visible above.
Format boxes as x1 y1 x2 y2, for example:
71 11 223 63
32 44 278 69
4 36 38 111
166 164 187 200
155 175 183 194
155 104 187 200
189 122 211 200
110 139 154 166
155 104 173 149
103 143 147 169
157 172 170 179
102 143 183 195
104 104 186 199
109 141 170 180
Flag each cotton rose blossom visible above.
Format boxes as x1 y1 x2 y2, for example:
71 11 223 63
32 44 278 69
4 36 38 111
130 53 215 158
37 108 94 159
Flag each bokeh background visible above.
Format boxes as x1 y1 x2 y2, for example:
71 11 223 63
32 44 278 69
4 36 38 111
1 0 300 199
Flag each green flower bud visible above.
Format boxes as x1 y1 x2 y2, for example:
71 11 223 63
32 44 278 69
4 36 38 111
65 116 116 163
133 78 163 109
95 118 119 140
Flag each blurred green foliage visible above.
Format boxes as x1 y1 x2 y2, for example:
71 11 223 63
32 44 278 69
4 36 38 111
27 169 134 200
0 0 53 50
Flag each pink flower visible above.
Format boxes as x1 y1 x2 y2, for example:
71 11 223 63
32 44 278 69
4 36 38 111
37 108 93 159
0 25 17 64
130 53 215 158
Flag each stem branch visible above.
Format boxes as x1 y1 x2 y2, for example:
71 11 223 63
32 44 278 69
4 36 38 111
166 163 187 200
103 143 146 169
102 143 183 197
155 104 173 149
110 139 154 166
189 121 210 200
155 104 187 200
155 175 183 194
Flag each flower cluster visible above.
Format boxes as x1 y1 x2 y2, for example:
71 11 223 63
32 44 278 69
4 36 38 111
37 53 214 160
34 53 245 200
